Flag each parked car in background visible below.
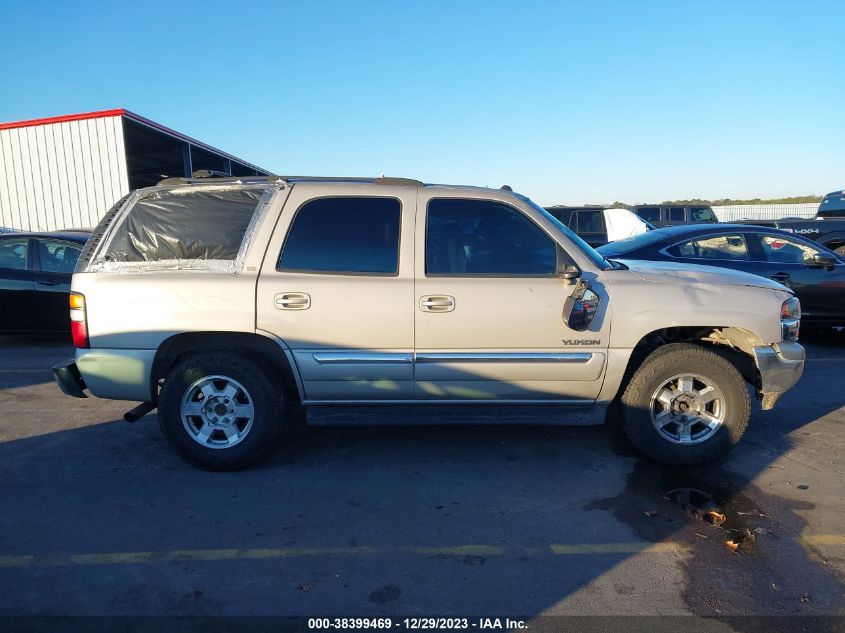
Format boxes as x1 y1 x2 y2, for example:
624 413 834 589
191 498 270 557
0 230 89 332
545 205 652 247
598 224 845 325
739 190 845 255
630 204 718 227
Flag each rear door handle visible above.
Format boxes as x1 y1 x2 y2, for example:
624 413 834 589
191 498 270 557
770 272 791 283
36 280 62 286
274 292 311 310
419 295 455 312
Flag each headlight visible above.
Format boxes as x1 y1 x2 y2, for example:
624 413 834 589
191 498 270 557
781 297 801 341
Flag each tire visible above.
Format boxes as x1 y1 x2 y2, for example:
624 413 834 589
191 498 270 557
620 343 750 464
158 351 286 470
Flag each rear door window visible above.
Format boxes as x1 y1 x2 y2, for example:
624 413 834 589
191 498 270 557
36 239 83 273
0 237 29 271
669 207 685 222
278 197 401 274
575 210 605 234
672 234 749 260
636 207 660 222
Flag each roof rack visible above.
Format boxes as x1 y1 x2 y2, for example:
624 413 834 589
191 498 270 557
157 171 424 187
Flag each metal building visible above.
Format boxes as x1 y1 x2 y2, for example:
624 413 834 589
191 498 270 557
0 109 270 232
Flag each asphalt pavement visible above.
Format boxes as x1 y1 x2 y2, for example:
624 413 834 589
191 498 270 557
0 331 843 631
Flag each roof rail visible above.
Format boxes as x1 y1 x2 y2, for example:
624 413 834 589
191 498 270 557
156 173 424 187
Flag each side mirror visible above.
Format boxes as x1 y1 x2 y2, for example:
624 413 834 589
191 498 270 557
807 253 836 268
563 282 600 331
558 263 581 281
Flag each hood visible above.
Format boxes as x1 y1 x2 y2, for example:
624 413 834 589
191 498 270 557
617 259 793 293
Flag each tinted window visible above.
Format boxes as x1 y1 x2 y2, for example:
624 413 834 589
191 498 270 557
673 234 748 260
0 237 28 271
637 207 660 222
427 199 556 275
577 210 604 233
279 197 401 274
669 207 685 222
38 239 82 273
690 206 716 222
759 234 819 264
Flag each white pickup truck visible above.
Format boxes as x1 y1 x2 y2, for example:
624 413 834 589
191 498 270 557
53 175 804 470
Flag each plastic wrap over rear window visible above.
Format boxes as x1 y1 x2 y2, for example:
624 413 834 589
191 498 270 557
101 188 264 262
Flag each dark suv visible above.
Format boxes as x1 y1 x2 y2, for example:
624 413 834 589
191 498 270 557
631 204 718 227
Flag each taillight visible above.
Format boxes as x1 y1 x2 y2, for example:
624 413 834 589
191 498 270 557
69 292 89 348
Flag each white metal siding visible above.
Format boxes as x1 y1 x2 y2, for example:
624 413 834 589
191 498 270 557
0 115 129 231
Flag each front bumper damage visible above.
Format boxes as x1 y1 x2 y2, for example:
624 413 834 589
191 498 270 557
753 341 805 410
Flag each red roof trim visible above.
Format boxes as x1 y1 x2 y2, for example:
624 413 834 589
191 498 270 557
0 108 127 131
0 107 270 174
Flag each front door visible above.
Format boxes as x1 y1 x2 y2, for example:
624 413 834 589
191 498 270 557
256 188 416 401
413 194 610 401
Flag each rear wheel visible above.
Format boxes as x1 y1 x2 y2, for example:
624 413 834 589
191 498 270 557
620 343 750 464
158 352 285 470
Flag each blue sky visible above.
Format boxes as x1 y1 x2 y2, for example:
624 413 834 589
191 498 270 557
2 1 843 205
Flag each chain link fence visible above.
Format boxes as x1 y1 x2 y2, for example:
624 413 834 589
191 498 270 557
712 203 818 222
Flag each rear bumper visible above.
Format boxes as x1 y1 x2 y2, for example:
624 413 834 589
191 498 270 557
753 341 805 410
51 360 87 398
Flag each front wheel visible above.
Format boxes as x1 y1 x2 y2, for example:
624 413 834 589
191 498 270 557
620 343 751 464
158 352 286 470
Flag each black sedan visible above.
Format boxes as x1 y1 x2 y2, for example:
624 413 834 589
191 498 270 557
0 231 90 332
597 224 845 325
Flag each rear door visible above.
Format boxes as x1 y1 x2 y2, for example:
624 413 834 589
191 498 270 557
413 193 610 401
32 237 84 331
0 236 35 331
256 187 416 401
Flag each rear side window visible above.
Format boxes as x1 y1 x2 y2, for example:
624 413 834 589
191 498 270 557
278 197 401 274
669 207 685 222
637 207 660 222
426 198 556 275
100 187 266 262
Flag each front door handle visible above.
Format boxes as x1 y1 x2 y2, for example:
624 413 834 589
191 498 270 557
770 272 791 283
36 280 62 286
274 292 311 310
419 295 455 312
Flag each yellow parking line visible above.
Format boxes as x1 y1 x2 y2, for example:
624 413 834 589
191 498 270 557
2 537 842 569
550 542 682 554
802 534 845 546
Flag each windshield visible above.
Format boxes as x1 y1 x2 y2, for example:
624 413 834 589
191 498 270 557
819 193 845 218
516 194 611 270
595 229 668 257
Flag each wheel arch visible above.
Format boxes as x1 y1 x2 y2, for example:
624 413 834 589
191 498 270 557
609 325 763 403
149 331 304 403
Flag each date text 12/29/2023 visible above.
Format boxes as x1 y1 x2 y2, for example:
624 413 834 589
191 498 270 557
308 618 528 630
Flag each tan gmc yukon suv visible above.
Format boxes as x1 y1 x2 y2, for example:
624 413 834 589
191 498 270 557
53 175 805 470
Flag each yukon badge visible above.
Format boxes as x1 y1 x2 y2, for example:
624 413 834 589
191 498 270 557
561 339 602 346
